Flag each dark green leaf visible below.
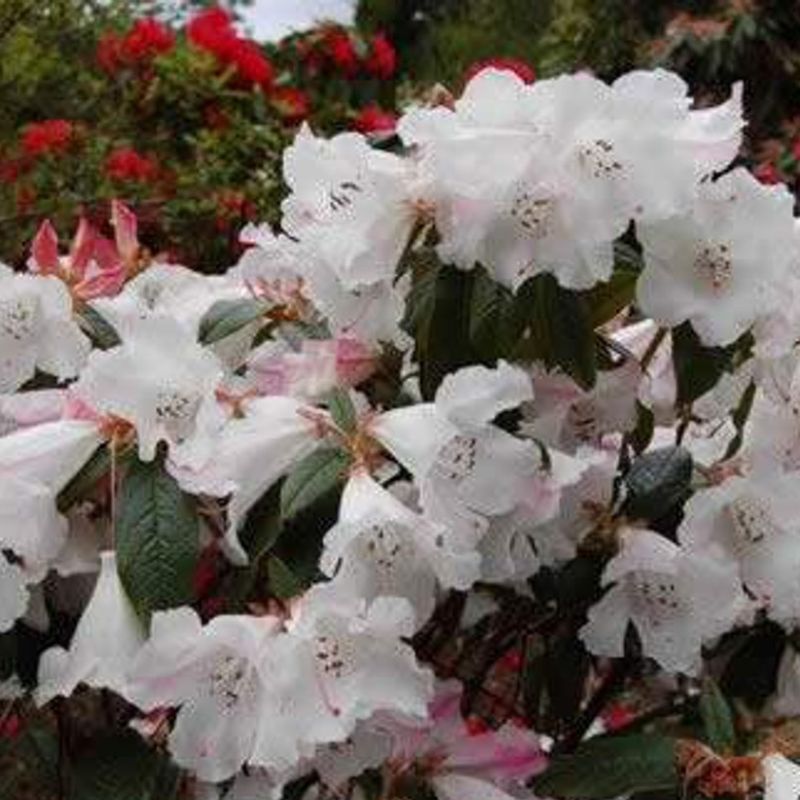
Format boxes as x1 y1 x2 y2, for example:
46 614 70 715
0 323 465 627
469 268 527 360
198 298 266 344
78 306 121 350
70 730 177 800
629 402 655 456
585 244 642 328
545 633 591 729
326 387 358 433
116 457 200 620
699 677 735 754
280 447 350 520
720 623 785 706
403 259 477 400
534 734 677 799
267 555 305 599
723 380 756 460
624 447 693 521
514 275 597 390
672 323 734 406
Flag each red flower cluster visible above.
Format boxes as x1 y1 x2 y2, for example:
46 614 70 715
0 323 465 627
300 28 397 80
105 148 160 184
365 33 397 80
97 17 175 73
464 57 536 85
21 120 75 158
354 105 397 135
271 87 311 126
187 7 274 89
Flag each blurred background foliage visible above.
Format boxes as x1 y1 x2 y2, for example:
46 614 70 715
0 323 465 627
1 0 799 273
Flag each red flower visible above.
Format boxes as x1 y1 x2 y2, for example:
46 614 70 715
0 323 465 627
21 119 74 158
228 39 274 88
754 162 782 185
464 57 536 85
187 6 238 59
97 31 123 73
354 105 397 134
365 33 396 79
0 157 25 184
120 18 175 64
105 147 159 183
187 6 273 88
271 86 311 125
325 30 359 76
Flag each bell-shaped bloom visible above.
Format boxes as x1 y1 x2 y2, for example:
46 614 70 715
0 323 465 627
679 470 800 624
126 607 282 783
248 336 376 400
580 527 747 674
378 680 546 800
764 755 800 800
36 551 145 704
169 396 326 564
0 555 29 633
311 722 394 790
370 361 537 546
73 316 224 464
281 125 422 289
637 168 796 346
479 446 591 582
250 587 433 773
0 418 104 578
320 469 481 623
0 263 90 392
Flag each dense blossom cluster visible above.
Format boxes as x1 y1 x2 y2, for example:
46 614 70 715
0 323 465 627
5 65 800 799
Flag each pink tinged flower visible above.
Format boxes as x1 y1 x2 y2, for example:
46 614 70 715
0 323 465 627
73 316 225 465
36 551 145 704
168 396 327 565
111 198 140 267
30 220 60 275
126 607 282 782
320 470 481 623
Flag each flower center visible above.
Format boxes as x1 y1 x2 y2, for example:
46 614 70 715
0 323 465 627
726 493 781 554
207 654 247 710
578 138 624 179
0 295 39 343
510 191 555 240
630 571 685 626
435 434 479 483
694 242 733 290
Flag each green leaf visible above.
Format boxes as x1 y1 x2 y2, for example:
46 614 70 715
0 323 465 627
534 734 677 799
57 445 116 512
629 402 655 456
403 259 477 400
78 306 121 350
723 380 756 460
198 298 266 344
267 555 305 599
469 268 526 360
624 446 693 521
70 730 178 800
672 323 734 406
280 447 350 520
514 275 597 390
326 387 358 433
116 457 200 620
699 677 736 754
585 244 642 328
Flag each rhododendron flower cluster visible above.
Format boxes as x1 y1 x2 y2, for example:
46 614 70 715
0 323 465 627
6 66 800 800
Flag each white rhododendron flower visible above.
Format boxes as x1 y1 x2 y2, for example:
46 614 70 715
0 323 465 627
36 551 144 704
371 361 537 543
282 125 423 289
169 395 325 564
321 469 481 622
74 315 224 463
0 263 90 392
679 470 800 623
127 607 282 782
763 755 800 800
637 168 796 346
581 527 747 673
